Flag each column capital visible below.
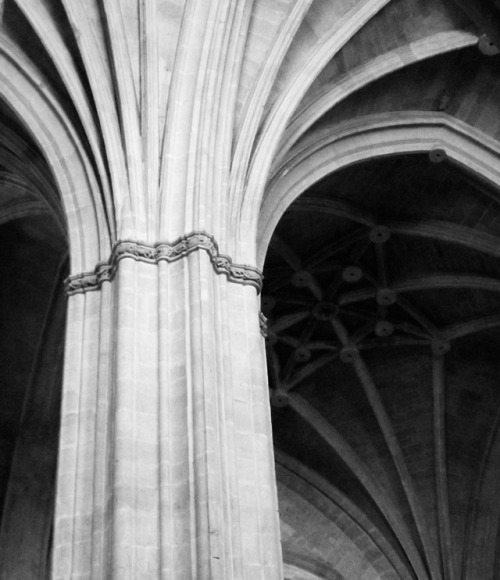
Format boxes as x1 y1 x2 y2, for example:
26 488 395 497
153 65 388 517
65 232 263 295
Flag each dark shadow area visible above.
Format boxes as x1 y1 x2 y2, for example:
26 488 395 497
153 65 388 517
0 100 68 579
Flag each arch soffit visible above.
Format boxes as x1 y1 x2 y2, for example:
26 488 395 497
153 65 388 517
257 112 500 268
0 38 112 273
275 29 478 169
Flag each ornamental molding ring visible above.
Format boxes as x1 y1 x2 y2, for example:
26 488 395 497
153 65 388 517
65 232 263 295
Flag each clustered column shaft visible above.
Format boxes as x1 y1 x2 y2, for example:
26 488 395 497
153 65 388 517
52 251 282 579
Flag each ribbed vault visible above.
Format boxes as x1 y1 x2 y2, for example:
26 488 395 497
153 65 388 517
255 4 500 575
264 154 500 580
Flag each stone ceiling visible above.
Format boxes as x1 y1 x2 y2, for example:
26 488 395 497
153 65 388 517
261 3 500 576
265 156 500 579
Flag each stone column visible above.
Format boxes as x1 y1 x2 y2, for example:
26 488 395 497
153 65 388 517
52 244 282 579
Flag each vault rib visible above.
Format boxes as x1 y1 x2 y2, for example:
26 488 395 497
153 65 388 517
138 0 159 238
269 234 302 271
390 221 500 259
101 0 143 226
270 311 311 334
306 229 369 270
432 351 454 580
232 0 314 167
396 296 440 339
276 451 415 580
280 317 317 385
285 211 500 271
0 130 65 230
330 316 442 580
325 237 372 300
443 314 500 340
234 0 392 234
284 352 339 392
289 393 429 580
339 274 500 305
61 0 132 223
291 196 375 226
14 0 115 234
461 396 500 579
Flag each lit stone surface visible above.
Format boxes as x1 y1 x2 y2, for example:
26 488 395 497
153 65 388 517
53 255 281 579
0 0 500 578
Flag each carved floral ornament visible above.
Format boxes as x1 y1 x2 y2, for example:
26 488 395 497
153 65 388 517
65 232 263 295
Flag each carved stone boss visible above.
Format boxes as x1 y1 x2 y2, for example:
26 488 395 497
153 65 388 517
64 232 263 295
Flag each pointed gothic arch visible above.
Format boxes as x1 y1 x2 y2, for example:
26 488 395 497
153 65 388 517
257 112 500 267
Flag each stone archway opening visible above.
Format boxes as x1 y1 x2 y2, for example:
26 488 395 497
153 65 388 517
0 99 68 579
263 152 500 580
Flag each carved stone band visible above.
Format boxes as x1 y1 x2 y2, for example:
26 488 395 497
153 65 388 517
65 232 263 295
